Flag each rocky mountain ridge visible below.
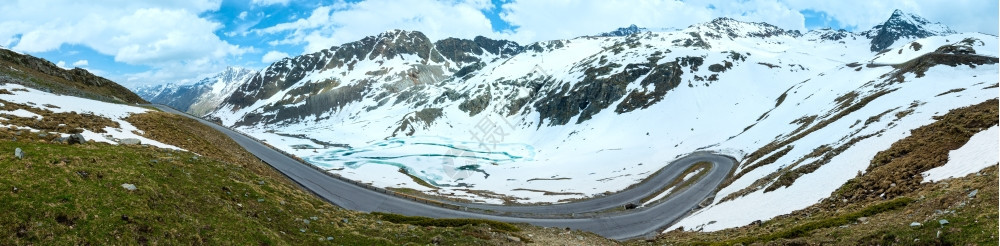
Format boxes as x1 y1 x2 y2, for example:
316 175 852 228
128 11 997 232
0 48 147 104
597 24 649 37
862 9 957 52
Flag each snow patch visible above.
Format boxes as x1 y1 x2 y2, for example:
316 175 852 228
0 83 185 151
923 125 999 182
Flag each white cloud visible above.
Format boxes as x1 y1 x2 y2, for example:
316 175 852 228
255 0 496 54
56 61 66 68
0 0 248 85
72 60 89 67
252 0 290 6
261 50 289 64
498 0 716 43
238 11 248 20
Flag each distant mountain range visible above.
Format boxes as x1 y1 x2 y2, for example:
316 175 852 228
132 67 255 116
129 9 997 230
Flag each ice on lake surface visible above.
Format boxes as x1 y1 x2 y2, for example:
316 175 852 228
306 136 534 186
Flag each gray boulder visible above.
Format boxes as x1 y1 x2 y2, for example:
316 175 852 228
121 183 137 191
14 148 23 159
119 138 141 145
53 137 69 144
68 134 86 145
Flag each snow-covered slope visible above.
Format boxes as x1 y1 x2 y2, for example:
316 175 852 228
0 83 184 150
670 33 998 231
922 125 999 183
133 67 255 116
204 9 997 228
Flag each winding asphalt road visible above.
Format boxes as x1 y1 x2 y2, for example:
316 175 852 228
152 105 735 240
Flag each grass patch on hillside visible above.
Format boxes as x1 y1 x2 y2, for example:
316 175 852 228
835 99 998 202
0 99 118 134
397 168 438 190
719 197 914 245
125 111 299 187
0 138 389 244
372 212 521 232
0 49 146 104
0 112 544 245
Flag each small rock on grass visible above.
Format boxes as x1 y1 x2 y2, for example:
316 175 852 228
121 183 137 191
14 147 23 159
910 222 922 227
506 235 521 242
68 134 86 145
53 137 68 144
967 189 978 198
119 138 141 145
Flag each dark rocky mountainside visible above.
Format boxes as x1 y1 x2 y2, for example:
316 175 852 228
598 24 649 37
217 30 524 127
0 48 147 104
206 10 982 135
863 9 956 52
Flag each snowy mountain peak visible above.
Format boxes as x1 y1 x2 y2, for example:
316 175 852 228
204 66 255 94
598 24 648 37
802 28 858 42
863 10 956 51
689 17 801 40
364 29 437 61
213 66 254 82
883 9 954 33
133 66 255 116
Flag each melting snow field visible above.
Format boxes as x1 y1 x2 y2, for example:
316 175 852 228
923 125 999 182
0 83 185 151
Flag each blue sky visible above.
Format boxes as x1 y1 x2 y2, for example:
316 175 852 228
0 0 996 87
